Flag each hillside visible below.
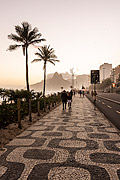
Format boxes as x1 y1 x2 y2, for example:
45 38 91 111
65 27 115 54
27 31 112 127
30 72 71 92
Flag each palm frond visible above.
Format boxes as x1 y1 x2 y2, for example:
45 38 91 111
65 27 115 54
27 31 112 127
7 44 21 51
30 38 46 45
22 22 32 33
15 24 28 41
48 60 55 65
49 47 54 52
18 22 32 41
35 52 41 56
35 52 44 59
50 54 57 59
31 59 42 63
38 48 45 57
15 25 23 37
50 59 60 62
8 34 24 43
28 28 40 41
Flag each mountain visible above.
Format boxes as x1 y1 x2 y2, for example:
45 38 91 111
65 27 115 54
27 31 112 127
30 72 71 93
47 72 72 80
47 73 54 79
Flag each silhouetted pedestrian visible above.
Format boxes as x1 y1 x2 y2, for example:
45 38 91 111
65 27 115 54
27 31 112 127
70 90 73 101
93 91 97 103
91 91 93 97
79 90 82 97
67 92 72 109
61 90 67 110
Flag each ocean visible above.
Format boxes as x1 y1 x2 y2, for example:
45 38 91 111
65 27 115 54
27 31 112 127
0 97 3 104
0 90 60 104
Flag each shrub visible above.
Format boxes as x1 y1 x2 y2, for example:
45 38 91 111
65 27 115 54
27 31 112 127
0 89 61 129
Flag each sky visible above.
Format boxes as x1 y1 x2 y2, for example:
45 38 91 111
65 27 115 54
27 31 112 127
0 0 120 89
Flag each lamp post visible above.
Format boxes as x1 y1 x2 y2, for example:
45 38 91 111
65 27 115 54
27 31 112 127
76 81 77 89
70 68 74 89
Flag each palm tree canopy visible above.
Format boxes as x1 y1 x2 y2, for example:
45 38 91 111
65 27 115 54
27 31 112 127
7 22 46 53
31 45 60 65
32 45 59 97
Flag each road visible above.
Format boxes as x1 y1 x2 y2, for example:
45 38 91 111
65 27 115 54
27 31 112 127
87 93 120 131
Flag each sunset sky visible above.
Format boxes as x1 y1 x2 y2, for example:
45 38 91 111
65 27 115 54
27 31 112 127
0 0 120 88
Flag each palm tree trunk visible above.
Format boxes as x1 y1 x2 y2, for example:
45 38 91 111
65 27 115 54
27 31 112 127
26 46 30 92
43 62 46 97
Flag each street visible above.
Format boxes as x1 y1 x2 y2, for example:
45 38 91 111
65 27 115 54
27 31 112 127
87 93 120 130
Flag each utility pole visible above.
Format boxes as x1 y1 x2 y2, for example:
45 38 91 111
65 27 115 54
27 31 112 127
70 68 74 89
76 81 77 89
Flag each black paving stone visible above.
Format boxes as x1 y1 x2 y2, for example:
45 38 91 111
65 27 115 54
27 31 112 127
117 169 120 179
90 153 120 164
104 140 120 152
0 162 25 180
87 133 110 139
31 138 46 147
88 123 105 126
42 132 62 136
23 149 55 160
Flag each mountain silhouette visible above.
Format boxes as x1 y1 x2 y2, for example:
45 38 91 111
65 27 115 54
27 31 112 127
47 72 72 80
30 72 71 93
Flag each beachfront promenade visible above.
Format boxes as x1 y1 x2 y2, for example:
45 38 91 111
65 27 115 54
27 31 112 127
0 95 120 180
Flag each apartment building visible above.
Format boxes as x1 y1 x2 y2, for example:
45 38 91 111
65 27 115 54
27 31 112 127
111 65 120 84
99 63 112 83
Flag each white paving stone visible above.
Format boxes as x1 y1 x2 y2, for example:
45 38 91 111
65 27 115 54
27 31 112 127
0 166 8 178
48 167 91 180
59 140 86 148
7 139 35 146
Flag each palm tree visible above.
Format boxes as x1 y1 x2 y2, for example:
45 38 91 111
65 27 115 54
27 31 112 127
32 45 59 96
7 22 46 91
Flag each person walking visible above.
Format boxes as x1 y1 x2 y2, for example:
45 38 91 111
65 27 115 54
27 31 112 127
67 92 72 109
70 89 73 101
93 91 97 103
61 90 68 110
79 90 82 97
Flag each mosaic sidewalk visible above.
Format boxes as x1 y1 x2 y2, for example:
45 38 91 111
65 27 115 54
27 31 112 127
0 95 120 180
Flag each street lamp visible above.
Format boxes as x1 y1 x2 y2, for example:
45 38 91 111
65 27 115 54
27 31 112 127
70 68 74 89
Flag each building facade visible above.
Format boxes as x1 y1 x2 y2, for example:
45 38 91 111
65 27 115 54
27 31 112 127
99 63 112 83
111 65 120 85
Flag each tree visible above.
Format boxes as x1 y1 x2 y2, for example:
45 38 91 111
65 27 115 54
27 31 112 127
7 22 46 91
32 45 59 96
102 78 112 88
116 73 120 86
